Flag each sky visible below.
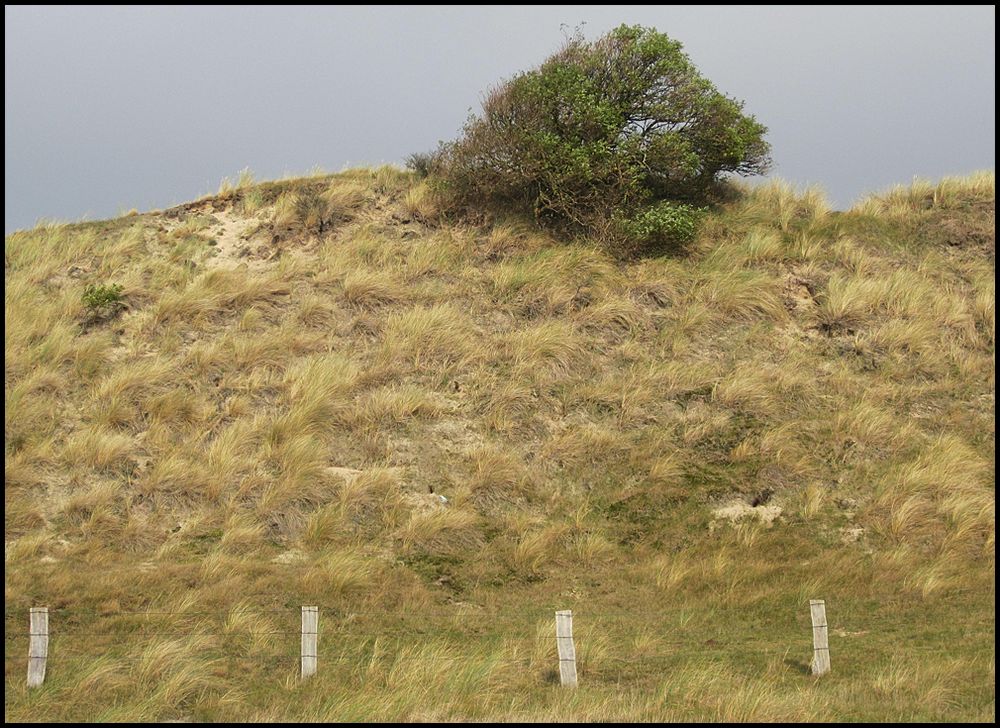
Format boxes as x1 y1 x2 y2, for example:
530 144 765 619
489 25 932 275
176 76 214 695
4 5 996 231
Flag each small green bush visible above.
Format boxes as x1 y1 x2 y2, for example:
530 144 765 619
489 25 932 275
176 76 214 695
617 201 705 250
82 283 124 311
434 24 770 253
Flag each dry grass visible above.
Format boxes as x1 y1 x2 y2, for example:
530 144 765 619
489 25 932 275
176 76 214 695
853 170 995 218
381 303 479 369
4 170 994 722
402 181 440 222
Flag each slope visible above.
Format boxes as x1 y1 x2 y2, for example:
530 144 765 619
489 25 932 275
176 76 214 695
4 168 995 721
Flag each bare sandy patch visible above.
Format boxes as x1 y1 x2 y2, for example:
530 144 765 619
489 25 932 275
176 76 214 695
711 498 783 526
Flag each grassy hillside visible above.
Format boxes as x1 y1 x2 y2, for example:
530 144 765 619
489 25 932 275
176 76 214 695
4 168 995 721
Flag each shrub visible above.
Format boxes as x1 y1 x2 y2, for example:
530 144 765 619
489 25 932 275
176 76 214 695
435 24 770 251
616 201 705 249
405 152 437 179
82 283 124 311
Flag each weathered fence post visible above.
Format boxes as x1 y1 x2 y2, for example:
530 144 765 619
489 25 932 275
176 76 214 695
301 605 318 679
555 609 577 688
809 599 830 676
27 607 49 688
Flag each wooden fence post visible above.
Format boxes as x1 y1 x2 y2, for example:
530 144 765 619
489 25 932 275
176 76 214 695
809 599 830 676
301 606 318 679
555 609 577 688
27 607 48 688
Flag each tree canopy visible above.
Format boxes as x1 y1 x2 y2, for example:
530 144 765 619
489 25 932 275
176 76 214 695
431 24 771 250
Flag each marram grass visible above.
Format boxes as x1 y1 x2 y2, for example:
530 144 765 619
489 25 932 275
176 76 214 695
4 170 994 722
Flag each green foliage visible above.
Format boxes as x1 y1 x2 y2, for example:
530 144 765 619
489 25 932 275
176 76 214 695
617 201 705 249
435 24 770 252
82 283 124 311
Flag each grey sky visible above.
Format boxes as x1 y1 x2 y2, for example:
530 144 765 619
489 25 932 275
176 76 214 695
4 5 995 232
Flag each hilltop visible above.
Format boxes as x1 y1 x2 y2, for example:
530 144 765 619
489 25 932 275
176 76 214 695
4 168 995 721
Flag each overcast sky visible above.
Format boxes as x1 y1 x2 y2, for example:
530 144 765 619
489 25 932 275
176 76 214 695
4 5 996 232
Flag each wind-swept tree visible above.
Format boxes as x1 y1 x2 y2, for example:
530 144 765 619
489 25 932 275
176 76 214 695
432 24 771 251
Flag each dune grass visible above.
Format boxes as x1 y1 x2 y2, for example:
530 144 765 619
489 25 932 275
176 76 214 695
4 170 994 721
